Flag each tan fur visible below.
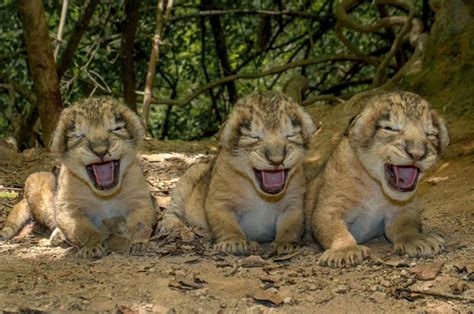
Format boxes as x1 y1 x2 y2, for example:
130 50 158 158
0 97 155 258
158 92 316 255
305 91 449 267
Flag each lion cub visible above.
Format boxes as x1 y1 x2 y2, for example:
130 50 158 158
0 97 155 257
305 91 449 267
158 92 316 255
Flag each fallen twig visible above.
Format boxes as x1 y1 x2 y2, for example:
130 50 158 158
0 202 14 208
395 288 474 303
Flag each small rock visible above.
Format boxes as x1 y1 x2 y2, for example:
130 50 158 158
370 291 386 303
333 284 349 294
283 297 292 304
175 270 186 277
400 270 410 278
380 280 391 287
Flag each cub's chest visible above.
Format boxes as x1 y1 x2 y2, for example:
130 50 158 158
82 199 130 228
344 193 390 243
236 194 290 243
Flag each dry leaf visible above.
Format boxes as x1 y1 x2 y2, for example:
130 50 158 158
260 275 278 284
168 278 205 291
272 250 302 262
412 261 444 280
239 255 268 268
251 290 283 306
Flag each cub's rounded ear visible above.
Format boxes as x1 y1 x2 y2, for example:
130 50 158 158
218 117 238 149
299 110 317 141
431 109 449 153
344 114 361 137
216 119 229 141
121 106 146 141
49 109 71 155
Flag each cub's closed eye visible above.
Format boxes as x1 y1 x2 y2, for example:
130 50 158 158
110 125 125 132
243 134 261 140
69 133 85 139
426 132 437 137
380 126 400 132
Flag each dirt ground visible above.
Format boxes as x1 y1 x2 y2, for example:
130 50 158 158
0 114 473 313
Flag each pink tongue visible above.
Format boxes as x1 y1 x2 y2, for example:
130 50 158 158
261 170 285 189
92 162 115 186
394 166 418 188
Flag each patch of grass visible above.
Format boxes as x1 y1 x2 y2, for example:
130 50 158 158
0 191 18 199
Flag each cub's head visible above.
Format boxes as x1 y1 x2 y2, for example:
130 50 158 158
348 92 449 202
50 97 145 196
220 92 317 197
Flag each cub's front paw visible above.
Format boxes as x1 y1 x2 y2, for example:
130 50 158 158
394 233 444 257
318 245 371 268
76 243 107 258
271 241 300 255
214 239 259 255
155 216 186 236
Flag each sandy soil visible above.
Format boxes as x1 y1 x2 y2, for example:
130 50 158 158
0 127 473 313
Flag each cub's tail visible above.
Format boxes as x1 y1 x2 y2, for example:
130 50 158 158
0 199 31 240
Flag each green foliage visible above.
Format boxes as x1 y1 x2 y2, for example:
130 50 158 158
0 0 427 143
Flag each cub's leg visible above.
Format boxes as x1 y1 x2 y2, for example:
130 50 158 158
55 210 108 258
126 202 156 253
1 172 55 240
271 206 304 255
206 202 258 255
313 207 370 268
385 208 444 257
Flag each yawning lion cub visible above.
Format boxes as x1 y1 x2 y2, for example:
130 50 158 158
0 97 155 257
158 92 316 255
305 91 449 267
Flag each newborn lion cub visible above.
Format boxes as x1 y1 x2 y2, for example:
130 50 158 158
0 97 155 257
158 92 316 255
306 91 449 267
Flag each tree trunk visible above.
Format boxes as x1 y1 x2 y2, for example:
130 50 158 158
201 0 238 106
18 0 63 147
400 0 474 119
121 0 140 111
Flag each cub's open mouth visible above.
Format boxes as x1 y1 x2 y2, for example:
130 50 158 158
86 160 120 190
253 169 289 194
385 164 420 192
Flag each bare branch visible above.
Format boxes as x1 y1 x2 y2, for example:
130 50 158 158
54 0 68 61
57 0 100 79
145 54 364 107
170 9 323 23
142 0 174 129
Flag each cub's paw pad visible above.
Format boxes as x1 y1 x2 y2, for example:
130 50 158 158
271 241 300 255
394 233 445 257
318 245 371 268
76 243 107 258
214 239 255 255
